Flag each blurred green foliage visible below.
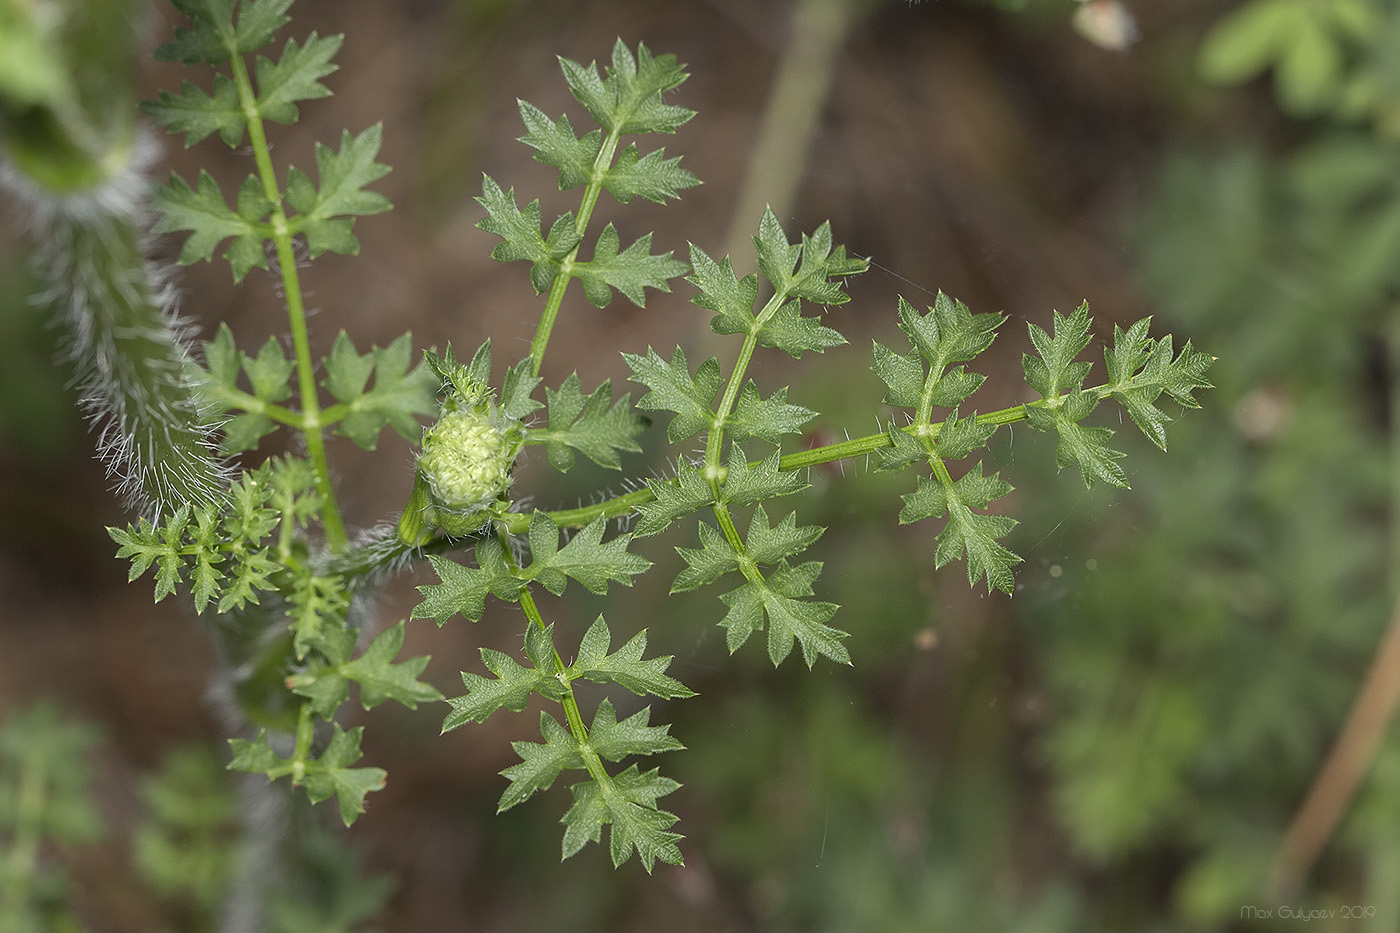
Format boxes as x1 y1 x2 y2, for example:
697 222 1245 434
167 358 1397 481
0 701 104 933
134 746 238 932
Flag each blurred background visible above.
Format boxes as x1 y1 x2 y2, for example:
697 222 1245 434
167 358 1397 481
4 0 1400 929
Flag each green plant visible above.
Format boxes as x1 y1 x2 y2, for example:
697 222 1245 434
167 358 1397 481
133 746 238 931
0 702 104 933
1 0 1211 879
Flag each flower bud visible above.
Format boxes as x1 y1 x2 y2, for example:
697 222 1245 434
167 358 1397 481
419 407 511 511
400 380 522 541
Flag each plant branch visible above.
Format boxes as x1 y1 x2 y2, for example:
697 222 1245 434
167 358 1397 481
229 50 347 550
527 129 623 376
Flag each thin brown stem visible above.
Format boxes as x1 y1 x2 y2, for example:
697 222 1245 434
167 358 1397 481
1269 598 1400 897
1270 312 1400 896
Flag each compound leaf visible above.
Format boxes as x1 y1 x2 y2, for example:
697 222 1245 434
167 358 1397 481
211 333 293 452
1052 395 1129 489
443 644 551 731
933 409 998 462
574 223 687 308
754 299 846 358
874 423 934 472
342 621 442 711
718 561 847 667
414 538 523 624
535 373 646 471
517 100 600 190
152 170 268 280
1023 302 1094 400
285 627 359 719
561 766 682 870
623 346 720 444
141 75 243 147
744 506 825 565
587 700 683 762
526 513 650 597
477 175 559 277
687 245 758 337
501 355 545 420
322 330 374 405
898 293 1002 371
1103 319 1215 450
672 521 739 593
569 616 694 699
285 570 348 660
899 463 1020 593
254 32 341 126
284 124 392 258
674 506 823 594
721 448 806 505
300 724 386 827
603 143 700 204
109 507 192 603
155 0 292 65
753 211 866 305
499 712 583 812
322 332 438 449
633 466 716 537
227 728 282 777
871 340 924 408
559 39 695 136
728 382 816 445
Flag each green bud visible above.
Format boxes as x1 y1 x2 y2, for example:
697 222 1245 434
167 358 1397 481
402 386 521 542
420 407 511 509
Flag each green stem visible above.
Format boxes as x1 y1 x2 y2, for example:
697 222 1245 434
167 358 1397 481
711 502 745 556
503 524 621 792
518 588 588 734
514 573 614 788
703 289 792 489
338 390 1078 576
289 702 315 786
916 354 951 428
538 397 1056 532
228 51 347 551
527 130 623 376
704 332 759 484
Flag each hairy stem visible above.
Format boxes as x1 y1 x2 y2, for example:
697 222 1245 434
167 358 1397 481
34 205 230 518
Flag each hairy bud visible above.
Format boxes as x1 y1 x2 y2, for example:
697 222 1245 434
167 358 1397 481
399 372 522 543
420 407 512 511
